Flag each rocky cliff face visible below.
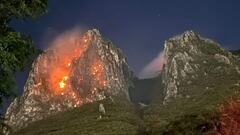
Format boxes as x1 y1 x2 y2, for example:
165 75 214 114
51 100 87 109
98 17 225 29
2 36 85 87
4 29 133 132
162 31 240 103
143 31 240 135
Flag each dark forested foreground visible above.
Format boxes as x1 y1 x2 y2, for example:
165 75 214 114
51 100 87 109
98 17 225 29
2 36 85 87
0 0 47 104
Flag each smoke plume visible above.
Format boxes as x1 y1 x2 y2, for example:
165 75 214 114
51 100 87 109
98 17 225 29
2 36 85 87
39 28 89 95
139 51 165 79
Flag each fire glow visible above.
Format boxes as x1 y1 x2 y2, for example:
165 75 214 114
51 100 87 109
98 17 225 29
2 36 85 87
214 98 240 135
59 76 68 89
91 60 107 88
45 31 89 95
37 29 108 106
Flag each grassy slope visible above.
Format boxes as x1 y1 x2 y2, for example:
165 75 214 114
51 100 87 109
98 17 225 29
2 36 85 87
144 81 240 135
12 96 143 135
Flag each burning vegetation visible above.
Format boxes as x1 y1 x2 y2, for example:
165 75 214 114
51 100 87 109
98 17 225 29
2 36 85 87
47 33 89 95
214 98 240 135
36 29 108 106
3 29 133 133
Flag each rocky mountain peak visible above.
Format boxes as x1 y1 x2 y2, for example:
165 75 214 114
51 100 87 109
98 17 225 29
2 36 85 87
161 31 240 103
182 30 199 41
168 30 200 43
4 29 133 133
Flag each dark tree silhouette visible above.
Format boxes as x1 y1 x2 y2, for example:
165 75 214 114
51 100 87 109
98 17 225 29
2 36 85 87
0 0 48 104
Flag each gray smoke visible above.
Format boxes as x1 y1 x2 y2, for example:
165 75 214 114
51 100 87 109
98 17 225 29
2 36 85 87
139 51 165 79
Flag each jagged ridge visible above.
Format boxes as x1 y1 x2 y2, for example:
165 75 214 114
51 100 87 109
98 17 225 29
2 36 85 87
144 30 240 134
4 29 134 133
4 30 240 135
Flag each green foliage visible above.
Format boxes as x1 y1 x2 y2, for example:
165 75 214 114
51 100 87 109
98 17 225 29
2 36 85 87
0 0 48 34
0 0 47 104
13 96 143 135
0 32 34 102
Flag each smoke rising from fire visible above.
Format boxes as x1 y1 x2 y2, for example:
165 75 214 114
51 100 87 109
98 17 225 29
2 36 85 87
39 27 107 105
139 51 165 79
48 28 85 55
42 28 89 95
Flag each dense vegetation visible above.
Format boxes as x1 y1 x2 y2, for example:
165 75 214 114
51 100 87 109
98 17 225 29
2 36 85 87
0 0 47 104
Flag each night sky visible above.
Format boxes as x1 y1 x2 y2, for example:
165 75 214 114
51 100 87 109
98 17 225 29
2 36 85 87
11 0 240 96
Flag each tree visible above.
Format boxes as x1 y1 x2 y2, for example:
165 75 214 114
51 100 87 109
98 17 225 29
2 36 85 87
0 0 48 105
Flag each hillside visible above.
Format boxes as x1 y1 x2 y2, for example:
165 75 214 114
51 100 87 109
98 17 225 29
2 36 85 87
4 31 240 135
12 96 143 135
4 29 134 133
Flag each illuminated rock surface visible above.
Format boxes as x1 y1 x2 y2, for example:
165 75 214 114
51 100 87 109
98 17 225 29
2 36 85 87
4 29 133 132
4 30 240 135
161 31 240 103
144 31 240 134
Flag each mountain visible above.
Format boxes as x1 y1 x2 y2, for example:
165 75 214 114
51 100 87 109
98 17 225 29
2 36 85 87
161 31 239 103
3 29 134 134
3 30 240 135
144 31 240 134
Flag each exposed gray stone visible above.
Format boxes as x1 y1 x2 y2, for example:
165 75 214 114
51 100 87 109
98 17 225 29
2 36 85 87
214 54 231 64
99 103 106 115
161 30 239 103
4 29 134 133
236 67 240 74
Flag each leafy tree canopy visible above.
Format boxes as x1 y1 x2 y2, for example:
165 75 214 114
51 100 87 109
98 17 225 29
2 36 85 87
0 0 47 104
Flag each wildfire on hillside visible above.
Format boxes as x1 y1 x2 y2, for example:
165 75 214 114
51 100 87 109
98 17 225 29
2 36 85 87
36 31 108 107
214 98 240 135
47 35 89 95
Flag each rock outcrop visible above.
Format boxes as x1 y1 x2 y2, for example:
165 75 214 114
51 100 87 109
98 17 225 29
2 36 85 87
161 31 240 103
4 29 133 133
143 31 240 135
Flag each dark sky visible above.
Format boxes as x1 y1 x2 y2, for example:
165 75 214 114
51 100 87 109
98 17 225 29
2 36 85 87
11 0 240 96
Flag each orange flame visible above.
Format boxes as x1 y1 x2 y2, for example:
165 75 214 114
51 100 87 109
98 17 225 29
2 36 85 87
59 76 68 89
47 35 89 95
37 30 108 106
91 60 107 88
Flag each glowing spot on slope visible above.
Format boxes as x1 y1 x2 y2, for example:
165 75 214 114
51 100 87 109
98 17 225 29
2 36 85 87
59 76 68 89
